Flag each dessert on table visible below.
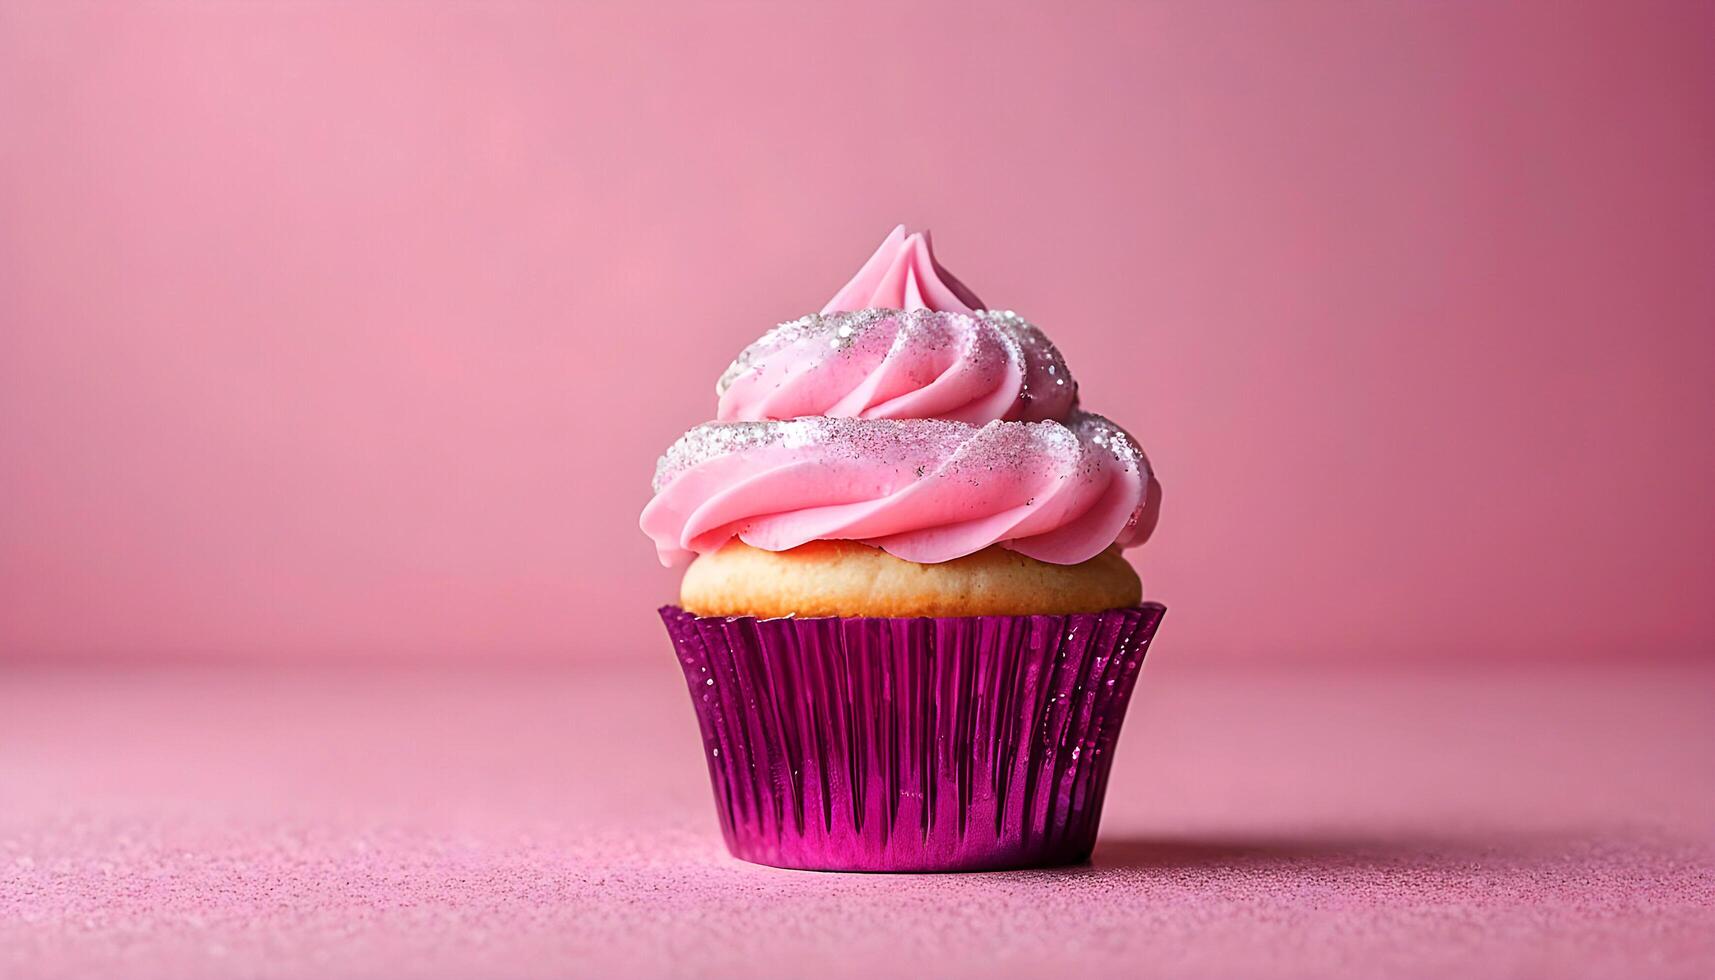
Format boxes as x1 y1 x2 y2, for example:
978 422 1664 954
641 226 1165 871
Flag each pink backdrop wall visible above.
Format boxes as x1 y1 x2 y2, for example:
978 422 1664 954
2 2 1711 664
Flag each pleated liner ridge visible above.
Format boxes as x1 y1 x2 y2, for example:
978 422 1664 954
660 604 1166 872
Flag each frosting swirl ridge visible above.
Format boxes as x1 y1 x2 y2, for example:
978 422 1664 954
641 413 1157 567
716 309 1076 423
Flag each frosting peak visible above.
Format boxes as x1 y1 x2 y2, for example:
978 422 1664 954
821 225 985 314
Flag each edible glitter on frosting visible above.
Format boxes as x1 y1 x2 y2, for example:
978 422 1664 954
642 412 1151 566
652 415 1116 494
715 309 1077 424
641 226 1158 567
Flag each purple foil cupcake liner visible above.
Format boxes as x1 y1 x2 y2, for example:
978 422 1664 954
660 603 1166 872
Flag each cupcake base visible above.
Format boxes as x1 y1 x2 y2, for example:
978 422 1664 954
678 540 1142 619
660 603 1166 872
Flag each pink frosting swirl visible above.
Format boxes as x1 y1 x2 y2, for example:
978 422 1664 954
640 414 1157 567
642 225 1160 568
821 224 985 314
716 309 1077 423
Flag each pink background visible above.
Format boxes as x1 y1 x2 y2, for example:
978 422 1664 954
3 1 1713 665
4 8 1714 979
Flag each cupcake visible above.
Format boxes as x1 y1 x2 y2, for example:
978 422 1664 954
641 226 1165 872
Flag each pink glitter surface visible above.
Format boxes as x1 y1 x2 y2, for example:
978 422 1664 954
4 660 1712 979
